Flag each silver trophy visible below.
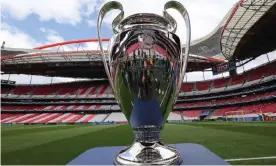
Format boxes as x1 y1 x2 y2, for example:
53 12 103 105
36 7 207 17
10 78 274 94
97 1 191 165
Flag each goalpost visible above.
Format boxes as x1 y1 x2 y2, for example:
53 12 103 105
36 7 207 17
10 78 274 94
225 110 245 122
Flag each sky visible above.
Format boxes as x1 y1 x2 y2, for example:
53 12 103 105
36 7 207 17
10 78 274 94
1 0 275 84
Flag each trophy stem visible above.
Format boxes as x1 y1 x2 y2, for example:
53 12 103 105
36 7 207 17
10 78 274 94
114 126 183 165
134 126 161 143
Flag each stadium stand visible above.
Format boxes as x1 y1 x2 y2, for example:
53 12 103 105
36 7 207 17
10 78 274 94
1 71 275 124
181 60 276 95
1 45 276 125
1 81 112 98
172 101 276 121
1 0 276 126
1 60 275 100
213 77 230 89
75 114 96 123
195 81 212 91
175 90 276 107
167 112 182 121
211 102 276 119
1 114 13 120
90 114 108 122
176 110 202 119
1 113 110 124
103 112 127 122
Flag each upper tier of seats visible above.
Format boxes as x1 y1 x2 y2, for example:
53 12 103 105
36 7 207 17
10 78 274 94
175 91 276 108
2 81 112 97
181 61 276 93
1 61 275 98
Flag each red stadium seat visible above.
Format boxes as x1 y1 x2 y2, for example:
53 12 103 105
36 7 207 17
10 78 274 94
13 86 32 95
1 61 275 124
33 85 59 95
66 114 83 123
181 82 194 92
1 114 13 120
213 77 230 88
195 81 212 91
98 85 109 96
15 113 40 123
57 87 77 95
175 110 202 118
39 113 63 123
80 114 96 122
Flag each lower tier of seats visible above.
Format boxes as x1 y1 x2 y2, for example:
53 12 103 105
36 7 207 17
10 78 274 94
1 113 110 124
1 112 191 124
1 102 275 124
176 102 276 120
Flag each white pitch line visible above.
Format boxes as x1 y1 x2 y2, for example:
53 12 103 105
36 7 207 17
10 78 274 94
225 156 276 161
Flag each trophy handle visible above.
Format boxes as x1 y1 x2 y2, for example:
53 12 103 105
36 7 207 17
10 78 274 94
97 1 124 99
163 1 191 96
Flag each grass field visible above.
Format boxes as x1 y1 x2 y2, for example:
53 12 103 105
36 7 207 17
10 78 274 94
1 122 276 165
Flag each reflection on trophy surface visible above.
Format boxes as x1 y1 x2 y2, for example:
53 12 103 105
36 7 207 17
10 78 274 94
97 1 191 165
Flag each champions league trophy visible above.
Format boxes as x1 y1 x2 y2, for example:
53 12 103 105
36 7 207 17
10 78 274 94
97 1 191 165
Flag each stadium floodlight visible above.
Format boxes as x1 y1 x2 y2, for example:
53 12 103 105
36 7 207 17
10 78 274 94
97 1 191 165
1 41 5 49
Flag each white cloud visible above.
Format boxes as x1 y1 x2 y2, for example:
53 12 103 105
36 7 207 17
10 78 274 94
0 22 42 48
0 23 72 50
39 27 82 51
1 0 238 48
87 19 97 27
0 22 106 84
1 0 99 25
97 0 238 40
38 27 108 51
40 28 65 44
38 27 107 51
0 24 77 84
0 23 73 50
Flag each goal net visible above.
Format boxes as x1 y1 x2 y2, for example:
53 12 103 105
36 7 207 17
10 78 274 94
225 110 245 122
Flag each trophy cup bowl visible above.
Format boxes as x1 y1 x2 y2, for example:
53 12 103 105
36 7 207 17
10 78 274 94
97 1 191 165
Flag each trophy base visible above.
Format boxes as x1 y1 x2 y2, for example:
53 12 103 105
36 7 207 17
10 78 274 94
67 143 229 165
114 141 182 165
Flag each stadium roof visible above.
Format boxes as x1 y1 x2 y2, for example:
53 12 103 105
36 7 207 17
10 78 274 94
0 50 223 78
0 47 48 58
221 0 276 60
188 0 276 61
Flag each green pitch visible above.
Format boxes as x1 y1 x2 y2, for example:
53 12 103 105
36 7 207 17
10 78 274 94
1 122 276 165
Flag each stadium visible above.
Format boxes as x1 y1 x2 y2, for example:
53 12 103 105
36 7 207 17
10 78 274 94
1 0 276 165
